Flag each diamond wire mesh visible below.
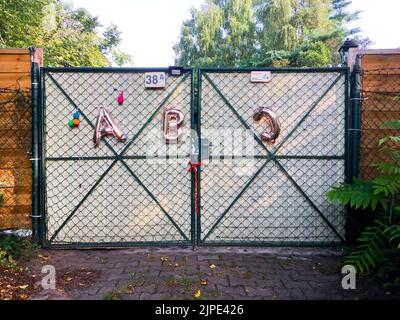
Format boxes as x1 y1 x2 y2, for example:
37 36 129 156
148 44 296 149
0 86 32 230
43 70 193 244
360 69 400 180
200 70 346 244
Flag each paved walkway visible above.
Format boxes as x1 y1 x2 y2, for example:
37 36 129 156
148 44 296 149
29 247 395 300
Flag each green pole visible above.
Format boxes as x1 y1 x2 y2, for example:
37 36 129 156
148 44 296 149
345 54 362 244
31 60 40 243
351 54 362 180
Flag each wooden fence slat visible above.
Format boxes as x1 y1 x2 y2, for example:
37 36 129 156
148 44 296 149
0 54 31 73
0 73 31 88
362 54 400 71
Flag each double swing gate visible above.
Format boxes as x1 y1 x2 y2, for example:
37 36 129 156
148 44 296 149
37 66 349 248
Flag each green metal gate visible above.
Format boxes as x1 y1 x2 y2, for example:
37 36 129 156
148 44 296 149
38 66 350 247
197 68 349 245
40 68 195 247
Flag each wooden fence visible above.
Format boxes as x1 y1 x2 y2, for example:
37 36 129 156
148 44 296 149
359 50 400 179
0 48 41 230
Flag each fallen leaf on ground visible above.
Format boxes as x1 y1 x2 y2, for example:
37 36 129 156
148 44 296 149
124 284 134 294
200 279 208 286
18 285 29 289
193 290 201 298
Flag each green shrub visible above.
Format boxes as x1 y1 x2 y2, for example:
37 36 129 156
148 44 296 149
0 235 38 270
328 120 400 278
293 42 331 67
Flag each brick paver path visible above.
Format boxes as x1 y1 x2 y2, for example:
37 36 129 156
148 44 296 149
30 247 397 300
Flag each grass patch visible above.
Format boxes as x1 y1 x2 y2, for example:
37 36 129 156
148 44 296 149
103 291 123 300
182 277 192 291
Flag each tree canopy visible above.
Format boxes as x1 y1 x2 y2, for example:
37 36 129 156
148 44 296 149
0 0 132 67
174 0 369 67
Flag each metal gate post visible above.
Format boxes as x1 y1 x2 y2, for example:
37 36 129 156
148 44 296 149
31 61 41 243
346 54 362 243
196 69 202 245
350 54 362 181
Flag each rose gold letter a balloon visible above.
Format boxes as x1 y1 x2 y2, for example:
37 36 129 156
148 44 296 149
93 107 127 147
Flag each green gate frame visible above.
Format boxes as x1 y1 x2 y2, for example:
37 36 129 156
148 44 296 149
196 67 350 246
39 67 195 248
32 66 354 248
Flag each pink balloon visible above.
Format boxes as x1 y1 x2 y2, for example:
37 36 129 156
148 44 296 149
253 107 281 144
93 107 127 147
117 91 124 105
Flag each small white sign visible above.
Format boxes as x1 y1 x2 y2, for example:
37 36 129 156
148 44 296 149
250 71 272 83
144 72 166 88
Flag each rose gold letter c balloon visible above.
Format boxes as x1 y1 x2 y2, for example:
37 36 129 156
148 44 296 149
253 107 281 144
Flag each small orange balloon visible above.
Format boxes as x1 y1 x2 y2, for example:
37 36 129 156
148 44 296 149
73 119 80 127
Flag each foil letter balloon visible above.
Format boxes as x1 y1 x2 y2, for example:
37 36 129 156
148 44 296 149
93 107 127 147
162 106 184 144
253 107 281 144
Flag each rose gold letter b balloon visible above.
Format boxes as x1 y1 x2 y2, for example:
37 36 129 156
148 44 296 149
162 106 184 144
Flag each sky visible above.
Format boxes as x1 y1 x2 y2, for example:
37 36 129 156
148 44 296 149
70 0 400 67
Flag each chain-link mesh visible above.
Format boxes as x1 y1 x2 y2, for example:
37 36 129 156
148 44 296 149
360 69 400 180
43 69 193 245
0 85 32 230
199 70 347 244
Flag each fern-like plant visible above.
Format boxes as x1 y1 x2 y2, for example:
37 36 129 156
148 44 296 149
328 120 400 275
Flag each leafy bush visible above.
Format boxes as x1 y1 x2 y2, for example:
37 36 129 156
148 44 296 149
242 42 331 68
0 237 19 270
328 120 400 277
0 236 38 270
293 42 331 67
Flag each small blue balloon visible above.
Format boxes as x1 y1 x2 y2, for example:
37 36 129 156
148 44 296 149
73 111 80 119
